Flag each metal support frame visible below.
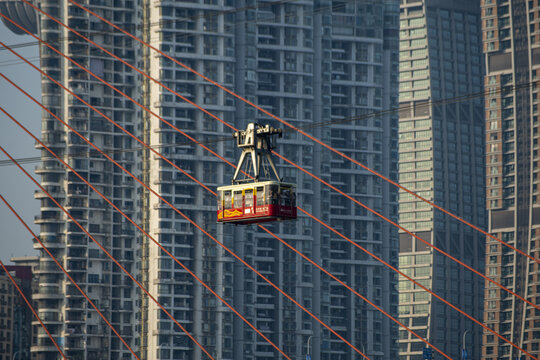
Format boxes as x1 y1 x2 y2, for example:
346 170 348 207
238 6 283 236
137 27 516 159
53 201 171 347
232 123 282 184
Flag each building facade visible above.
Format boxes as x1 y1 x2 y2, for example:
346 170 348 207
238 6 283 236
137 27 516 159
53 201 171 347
0 1 142 359
2 0 400 359
143 1 400 359
0 271 16 360
481 0 540 358
398 1 485 359
7 257 39 360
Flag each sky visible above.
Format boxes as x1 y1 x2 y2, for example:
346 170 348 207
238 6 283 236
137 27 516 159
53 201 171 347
0 21 41 263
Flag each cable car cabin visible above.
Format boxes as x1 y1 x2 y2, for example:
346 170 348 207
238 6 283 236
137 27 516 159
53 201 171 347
217 181 297 225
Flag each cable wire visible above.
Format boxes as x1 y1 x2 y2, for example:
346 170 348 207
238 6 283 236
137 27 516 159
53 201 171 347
273 150 537 359
3 0 536 358
0 193 139 359
0 257 67 360
4 5 533 355
64 0 540 270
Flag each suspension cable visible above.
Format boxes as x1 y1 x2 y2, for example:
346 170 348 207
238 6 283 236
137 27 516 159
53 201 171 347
0 140 215 359
64 0 540 268
0 194 139 359
0 8 531 355
0 101 286 359
3 0 534 358
0 257 67 359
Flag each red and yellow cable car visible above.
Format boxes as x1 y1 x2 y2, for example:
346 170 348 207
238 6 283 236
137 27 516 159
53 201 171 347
217 123 297 225
217 181 296 224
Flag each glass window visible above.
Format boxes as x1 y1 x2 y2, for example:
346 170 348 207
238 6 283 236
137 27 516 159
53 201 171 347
233 191 242 208
245 189 254 207
256 187 265 206
267 185 279 205
224 191 232 209
218 191 223 210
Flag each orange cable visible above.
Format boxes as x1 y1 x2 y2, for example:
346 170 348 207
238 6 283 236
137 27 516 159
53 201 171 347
0 5 508 356
0 7 517 355
0 194 139 359
273 151 537 359
0 141 215 359
0 19 366 357
66 0 540 267
0 21 444 352
0 76 288 358
0 258 67 359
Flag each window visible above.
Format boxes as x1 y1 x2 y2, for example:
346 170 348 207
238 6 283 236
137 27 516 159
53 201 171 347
233 191 242 208
256 187 265 206
245 189 254 207
224 191 232 209
267 185 279 205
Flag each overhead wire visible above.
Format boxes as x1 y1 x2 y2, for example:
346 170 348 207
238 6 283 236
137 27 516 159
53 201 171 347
3 0 536 356
66 0 540 270
0 256 67 360
0 193 140 359
0 8 389 357
6 0 526 356
0 53 452 360
0 47 450 360
1 66 369 360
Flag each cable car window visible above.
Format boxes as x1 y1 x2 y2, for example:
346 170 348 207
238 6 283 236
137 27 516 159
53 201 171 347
280 187 290 206
256 186 265 206
233 191 243 208
218 191 223 210
224 191 232 209
245 189 254 207
267 185 279 205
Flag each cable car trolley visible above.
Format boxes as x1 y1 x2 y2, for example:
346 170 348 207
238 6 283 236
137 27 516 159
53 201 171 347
217 123 297 225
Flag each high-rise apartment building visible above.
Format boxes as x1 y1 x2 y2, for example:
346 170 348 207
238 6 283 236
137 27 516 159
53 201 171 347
1 1 142 359
481 0 540 358
398 1 485 359
2 0 400 359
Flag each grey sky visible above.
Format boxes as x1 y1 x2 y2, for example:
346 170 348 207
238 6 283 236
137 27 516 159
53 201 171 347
0 21 41 264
